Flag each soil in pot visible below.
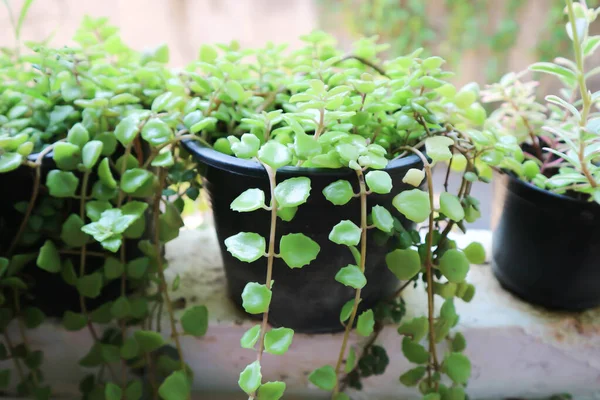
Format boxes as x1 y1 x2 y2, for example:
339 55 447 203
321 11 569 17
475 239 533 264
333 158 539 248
492 172 600 310
184 140 424 333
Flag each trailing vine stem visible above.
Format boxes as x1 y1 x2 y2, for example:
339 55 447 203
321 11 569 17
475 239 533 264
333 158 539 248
248 163 278 400
566 0 598 189
398 146 439 384
152 169 186 374
332 168 368 397
78 170 119 382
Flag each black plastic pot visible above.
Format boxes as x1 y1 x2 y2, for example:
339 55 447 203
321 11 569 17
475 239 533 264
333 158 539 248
492 173 600 310
0 154 140 317
183 140 424 333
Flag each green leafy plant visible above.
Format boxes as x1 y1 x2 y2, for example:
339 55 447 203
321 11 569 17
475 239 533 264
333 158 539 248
0 16 207 399
184 31 510 398
483 0 600 203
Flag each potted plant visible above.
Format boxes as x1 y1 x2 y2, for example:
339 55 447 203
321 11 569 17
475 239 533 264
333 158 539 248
483 0 600 311
0 16 207 399
181 32 504 398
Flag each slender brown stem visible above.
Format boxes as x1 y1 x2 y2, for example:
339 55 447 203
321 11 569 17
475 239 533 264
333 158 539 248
249 164 279 400
153 169 186 373
398 147 439 384
333 169 368 397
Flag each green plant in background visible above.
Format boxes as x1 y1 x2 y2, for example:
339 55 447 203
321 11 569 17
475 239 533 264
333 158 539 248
483 0 600 202
182 29 515 398
322 0 599 83
0 15 207 399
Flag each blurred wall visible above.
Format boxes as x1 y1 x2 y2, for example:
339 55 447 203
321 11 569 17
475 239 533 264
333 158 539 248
0 0 319 66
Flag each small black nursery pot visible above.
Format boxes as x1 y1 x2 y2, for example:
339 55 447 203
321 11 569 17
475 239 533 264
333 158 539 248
492 173 600 310
184 140 423 334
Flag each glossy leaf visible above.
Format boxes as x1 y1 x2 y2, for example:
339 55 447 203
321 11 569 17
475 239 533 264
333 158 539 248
279 233 320 268
257 381 286 400
439 192 464 222
425 136 454 162
53 142 81 170
443 353 471 384
274 177 311 208
398 317 429 342
142 118 173 146
239 361 262 394
121 169 153 193
371 205 393 232
231 189 266 212
264 327 294 355
0 153 23 173
323 180 354 205
115 115 140 145
46 170 79 198
230 134 260 159
134 330 165 353
98 158 117 189
258 141 292 169
308 365 336 391
329 220 361 246
401 336 429 364
335 265 366 289
225 232 266 263
463 242 486 264
159 371 191 400
365 170 392 194
392 189 430 223
402 168 424 187
36 240 61 273
60 214 87 248
76 273 103 298
82 140 103 169
241 282 272 314
240 325 261 349
356 309 374 336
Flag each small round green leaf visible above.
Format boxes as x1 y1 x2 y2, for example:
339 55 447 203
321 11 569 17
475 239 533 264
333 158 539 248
425 136 454 162
241 282 272 314
463 242 486 264
439 192 465 222
134 330 165 353
240 325 261 349
121 169 153 194
323 180 354 205
105 383 122 400
115 115 140 145
392 189 430 223
151 150 175 167
258 141 292 169
230 134 260 159
443 353 471 384
224 232 266 263
356 309 374 336
76 273 103 298
231 189 266 212
53 142 81 170
399 366 426 386
452 332 467 352
46 170 79 198
264 327 294 355
257 381 286 400
308 365 336 391
385 248 421 280
141 118 173 147
37 240 61 273
397 317 429 342
446 387 466 400
82 140 103 169
67 123 90 148
98 158 117 189
402 168 425 187
365 170 392 194
345 347 356 373
239 361 262 394
60 214 87 248
277 206 298 221
371 205 393 232
339 298 359 322
401 336 429 364
274 177 311 208
335 265 366 289
329 220 361 246
438 249 470 283
0 152 23 173
279 233 320 269
158 371 191 400
181 305 208 337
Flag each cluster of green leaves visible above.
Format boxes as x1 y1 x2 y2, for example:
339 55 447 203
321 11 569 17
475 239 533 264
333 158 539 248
227 172 319 398
0 16 207 399
483 0 600 203
186 29 510 399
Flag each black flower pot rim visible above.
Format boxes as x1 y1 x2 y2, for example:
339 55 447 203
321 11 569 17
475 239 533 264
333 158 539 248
182 139 422 178
501 169 597 208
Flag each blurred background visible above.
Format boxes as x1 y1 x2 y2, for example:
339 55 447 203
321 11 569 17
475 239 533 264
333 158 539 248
2 0 600 229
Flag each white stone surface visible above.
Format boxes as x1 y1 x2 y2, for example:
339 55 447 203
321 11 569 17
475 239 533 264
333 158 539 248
1 226 600 399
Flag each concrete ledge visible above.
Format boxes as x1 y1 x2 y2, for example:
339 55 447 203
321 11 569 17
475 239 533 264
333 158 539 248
1 226 599 399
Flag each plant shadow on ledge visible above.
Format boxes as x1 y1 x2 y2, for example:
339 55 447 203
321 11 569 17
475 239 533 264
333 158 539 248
483 0 600 311
180 31 513 399
0 15 207 400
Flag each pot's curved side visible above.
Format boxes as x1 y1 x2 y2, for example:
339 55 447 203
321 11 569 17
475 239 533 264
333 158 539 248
184 140 424 333
492 173 600 310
